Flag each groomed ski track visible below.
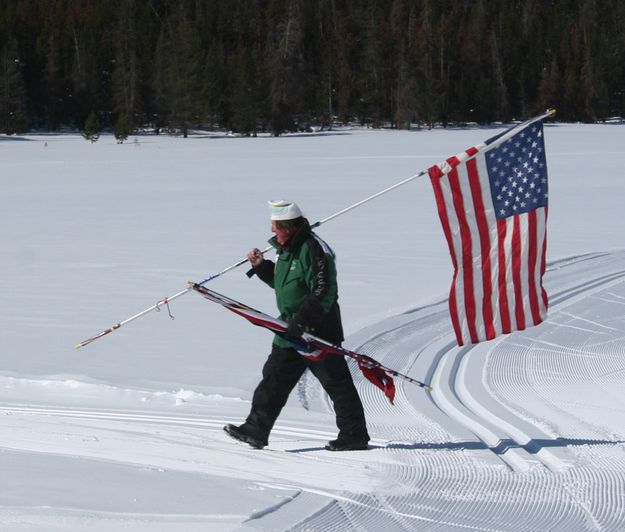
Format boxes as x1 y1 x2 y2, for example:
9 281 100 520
1 252 625 531
255 250 625 531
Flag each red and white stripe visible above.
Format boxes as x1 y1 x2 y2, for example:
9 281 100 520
192 285 326 359
191 284 431 398
429 146 548 346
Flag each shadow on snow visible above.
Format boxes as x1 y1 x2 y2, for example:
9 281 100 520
383 437 624 455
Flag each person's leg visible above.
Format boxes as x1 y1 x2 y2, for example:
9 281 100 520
310 355 369 447
240 345 306 443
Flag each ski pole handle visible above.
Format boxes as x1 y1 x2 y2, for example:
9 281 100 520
196 245 273 286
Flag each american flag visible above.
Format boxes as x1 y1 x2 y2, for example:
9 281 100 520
428 114 550 345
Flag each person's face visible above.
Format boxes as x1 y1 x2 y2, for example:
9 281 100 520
271 221 295 246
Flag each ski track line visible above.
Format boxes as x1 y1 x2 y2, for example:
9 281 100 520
323 316 525 529
2 249 623 531
279 482 510 532
316 248 622 524
294 311 513 530
486 257 625 447
423 253 625 475
456 341 572 473
351 310 474 442
0 414 384 497
0 402 395 484
349 301 542 473
0 405 236 426
0 404 349 442
428 342 539 473
451 270 624 473
254 252 625 530
493 263 625 433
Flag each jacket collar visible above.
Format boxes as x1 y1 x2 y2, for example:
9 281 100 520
268 218 311 254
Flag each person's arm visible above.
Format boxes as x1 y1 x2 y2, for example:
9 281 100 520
287 241 332 337
246 248 275 286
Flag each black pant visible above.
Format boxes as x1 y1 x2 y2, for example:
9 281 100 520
244 345 369 443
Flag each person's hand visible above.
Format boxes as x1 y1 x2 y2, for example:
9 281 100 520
247 248 264 267
286 319 305 340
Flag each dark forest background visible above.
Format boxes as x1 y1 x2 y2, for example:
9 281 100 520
1 0 624 137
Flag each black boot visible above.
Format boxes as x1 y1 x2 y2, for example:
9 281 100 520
223 424 267 449
325 435 369 451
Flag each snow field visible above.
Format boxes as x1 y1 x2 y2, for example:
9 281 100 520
1 125 625 530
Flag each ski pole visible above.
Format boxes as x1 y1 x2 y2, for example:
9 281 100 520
75 168 429 349
74 247 268 349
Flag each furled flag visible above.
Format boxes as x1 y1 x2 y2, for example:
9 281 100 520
191 283 433 402
428 112 552 345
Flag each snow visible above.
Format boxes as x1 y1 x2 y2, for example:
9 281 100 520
1 124 625 531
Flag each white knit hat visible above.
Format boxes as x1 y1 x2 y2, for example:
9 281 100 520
268 200 304 221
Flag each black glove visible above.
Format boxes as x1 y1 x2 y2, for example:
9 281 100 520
292 298 323 328
286 298 324 341
286 319 305 340
246 259 275 283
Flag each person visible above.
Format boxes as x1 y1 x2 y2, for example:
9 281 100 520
224 200 370 451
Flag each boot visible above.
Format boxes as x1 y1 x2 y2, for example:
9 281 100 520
325 435 369 451
223 424 267 449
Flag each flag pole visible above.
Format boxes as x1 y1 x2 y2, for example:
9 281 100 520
76 110 555 349
75 169 428 349
307 108 555 233
310 170 428 229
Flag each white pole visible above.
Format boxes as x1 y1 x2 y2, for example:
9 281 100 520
76 110 555 349
75 170 426 349
312 170 428 229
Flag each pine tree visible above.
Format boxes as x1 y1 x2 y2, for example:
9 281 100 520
202 39 226 129
577 0 608 121
114 111 130 143
266 0 308 135
230 47 266 135
390 0 418 129
357 0 390 128
227 1 267 135
38 1 73 130
333 8 357 125
1 0 624 131
153 3 203 137
411 0 441 128
83 110 101 142
111 0 141 136
0 37 29 134
66 0 104 129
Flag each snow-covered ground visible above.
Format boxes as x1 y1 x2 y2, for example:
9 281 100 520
1 124 624 531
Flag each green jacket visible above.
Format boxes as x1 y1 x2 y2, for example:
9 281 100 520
248 219 344 347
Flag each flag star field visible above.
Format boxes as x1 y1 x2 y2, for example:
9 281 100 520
486 125 548 220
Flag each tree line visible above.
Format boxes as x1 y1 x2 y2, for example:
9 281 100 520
1 0 624 137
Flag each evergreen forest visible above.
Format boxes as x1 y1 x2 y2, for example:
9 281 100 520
1 0 624 137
